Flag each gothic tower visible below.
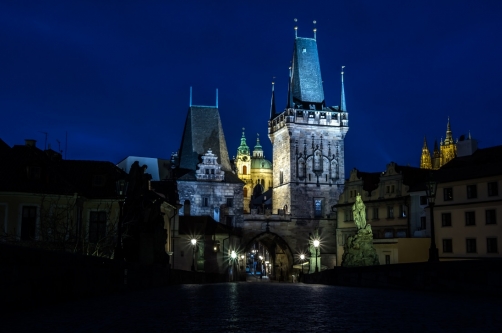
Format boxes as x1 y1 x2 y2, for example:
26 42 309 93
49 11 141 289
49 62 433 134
420 136 432 169
268 26 348 218
440 117 457 166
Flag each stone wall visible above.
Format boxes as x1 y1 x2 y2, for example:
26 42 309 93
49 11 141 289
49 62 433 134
303 260 502 296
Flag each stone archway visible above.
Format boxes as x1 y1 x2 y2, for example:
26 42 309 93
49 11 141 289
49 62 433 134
244 231 295 282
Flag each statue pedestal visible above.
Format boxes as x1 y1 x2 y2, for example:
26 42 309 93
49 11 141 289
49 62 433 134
341 225 379 267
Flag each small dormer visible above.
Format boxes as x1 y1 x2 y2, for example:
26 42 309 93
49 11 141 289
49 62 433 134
196 149 225 182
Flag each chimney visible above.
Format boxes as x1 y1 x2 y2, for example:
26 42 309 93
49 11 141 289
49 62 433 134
25 139 36 147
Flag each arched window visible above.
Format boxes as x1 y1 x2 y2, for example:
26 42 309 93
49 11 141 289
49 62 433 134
242 165 247 175
243 187 248 198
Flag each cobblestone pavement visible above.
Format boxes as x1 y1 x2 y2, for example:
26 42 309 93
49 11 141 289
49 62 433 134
3 282 502 333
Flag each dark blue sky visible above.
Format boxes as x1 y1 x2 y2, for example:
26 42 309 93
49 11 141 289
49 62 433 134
1 1 501 173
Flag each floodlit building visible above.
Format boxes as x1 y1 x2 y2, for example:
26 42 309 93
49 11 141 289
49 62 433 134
335 162 431 265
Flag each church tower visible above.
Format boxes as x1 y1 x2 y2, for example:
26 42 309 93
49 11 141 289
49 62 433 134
440 117 457 166
268 24 348 218
235 128 252 211
420 136 432 169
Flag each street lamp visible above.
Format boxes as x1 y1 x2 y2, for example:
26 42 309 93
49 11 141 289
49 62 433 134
300 254 305 280
313 239 320 273
191 238 197 271
114 179 128 261
425 173 439 262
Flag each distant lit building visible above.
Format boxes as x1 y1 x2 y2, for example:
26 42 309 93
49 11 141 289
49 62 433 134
420 118 457 170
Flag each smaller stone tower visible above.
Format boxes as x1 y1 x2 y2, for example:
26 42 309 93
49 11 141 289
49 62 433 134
235 128 252 211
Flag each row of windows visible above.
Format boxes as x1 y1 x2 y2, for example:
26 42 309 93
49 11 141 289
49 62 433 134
442 238 498 254
441 210 497 226
443 182 498 201
201 198 234 208
344 205 407 221
19 206 107 243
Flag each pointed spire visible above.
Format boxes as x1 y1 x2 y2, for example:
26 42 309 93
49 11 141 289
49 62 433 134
294 18 298 38
420 136 432 169
216 88 219 108
189 86 192 107
340 66 346 111
253 133 263 158
468 130 471 140
287 66 293 108
270 81 276 119
422 136 428 148
313 20 317 40
444 117 453 145
237 127 250 156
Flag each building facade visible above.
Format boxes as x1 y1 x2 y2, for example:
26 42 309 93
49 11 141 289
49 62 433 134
434 145 502 259
335 162 430 265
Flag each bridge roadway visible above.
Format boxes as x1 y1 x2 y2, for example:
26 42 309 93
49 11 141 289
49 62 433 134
3 280 501 332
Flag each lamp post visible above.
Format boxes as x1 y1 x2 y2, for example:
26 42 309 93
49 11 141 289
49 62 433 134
191 238 197 271
300 254 305 281
313 239 320 273
114 179 128 261
425 173 439 262
231 250 237 281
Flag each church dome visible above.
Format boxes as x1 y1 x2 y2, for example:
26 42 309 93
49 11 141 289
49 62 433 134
251 157 272 170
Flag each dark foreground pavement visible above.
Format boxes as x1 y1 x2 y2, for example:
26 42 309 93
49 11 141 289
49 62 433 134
3 282 501 332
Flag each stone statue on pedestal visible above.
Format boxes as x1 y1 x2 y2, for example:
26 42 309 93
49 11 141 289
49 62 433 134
341 194 379 266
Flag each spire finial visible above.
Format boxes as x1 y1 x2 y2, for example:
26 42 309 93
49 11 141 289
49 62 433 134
270 79 277 119
294 18 298 38
242 127 245 136
313 20 317 40
340 66 346 111
468 130 471 140
189 86 192 107
216 88 218 108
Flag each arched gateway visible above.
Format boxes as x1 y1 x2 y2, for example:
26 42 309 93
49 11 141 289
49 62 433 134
244 231 295 282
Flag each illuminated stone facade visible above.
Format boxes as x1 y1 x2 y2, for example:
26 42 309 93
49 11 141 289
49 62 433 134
268 36 348 218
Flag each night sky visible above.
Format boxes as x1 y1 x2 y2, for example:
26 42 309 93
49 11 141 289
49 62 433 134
1 1 501 174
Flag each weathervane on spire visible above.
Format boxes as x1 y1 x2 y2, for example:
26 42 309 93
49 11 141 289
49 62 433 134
294 18 298 38
313 20 317 39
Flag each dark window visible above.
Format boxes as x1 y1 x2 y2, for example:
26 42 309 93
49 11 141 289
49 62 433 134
21 206 37 240
202 197 209 207
466 239 477 253
385 255 390 265
441 213 452 227
420 216 426 230
465 211 476 226
442 239 453 253
486 209 496 225
387 206 394 219
92 175 105 187
89 211 106 243
226 198 233 208
27 166 41 180
225 215 233 227
205 169 209 175
420 196 428 205
399 205 407 218
243 188 248 198
488 182 498 196
210 169 214 175
373 207 379 220
467 185 477 199
242 165 247 175
443 188 453 201
487 238 498 253
280 171 284 185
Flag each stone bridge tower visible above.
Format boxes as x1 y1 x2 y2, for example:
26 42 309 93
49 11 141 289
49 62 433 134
268 27 349 220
